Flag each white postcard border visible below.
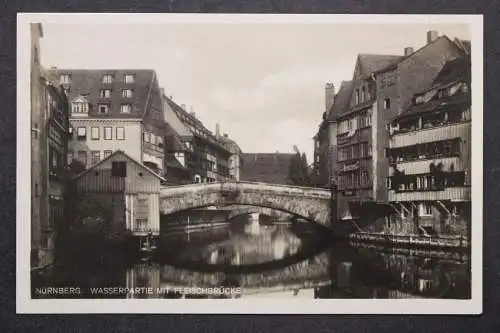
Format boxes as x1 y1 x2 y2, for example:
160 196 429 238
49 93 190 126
17 13 483 314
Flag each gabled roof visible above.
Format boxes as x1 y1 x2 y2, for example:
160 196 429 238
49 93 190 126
357 54 403 78
48 69 157 119
74 150 166 181
164 122 189 152
327 80 353 121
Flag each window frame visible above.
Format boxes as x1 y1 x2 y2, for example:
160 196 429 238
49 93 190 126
91 151 101 165
99 89 112 98
76 127 87 140
104 127 113 140
98 104 109 114
102 74 114 84
124 74 135 84
116 127 125 140
120 104 132 114
91 127 100 140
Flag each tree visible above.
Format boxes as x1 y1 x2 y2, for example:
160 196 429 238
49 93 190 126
288 153 311 186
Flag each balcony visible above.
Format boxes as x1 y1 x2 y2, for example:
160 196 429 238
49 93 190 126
390 122 470 148
389 156 463 176
388 186 470 202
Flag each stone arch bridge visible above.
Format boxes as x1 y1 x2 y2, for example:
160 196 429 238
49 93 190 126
159 181 333 227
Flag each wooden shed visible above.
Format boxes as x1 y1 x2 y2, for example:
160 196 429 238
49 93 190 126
73 150 165 237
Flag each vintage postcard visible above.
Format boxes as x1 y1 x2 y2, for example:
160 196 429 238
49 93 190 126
17 13 483 314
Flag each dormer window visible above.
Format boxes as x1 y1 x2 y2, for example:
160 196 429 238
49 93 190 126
121 104 132 114
98 104 109 114
124 74 135 84
59 74 71 84
102 74 113 84
72 101 89 114
99 89 112 98
122 89 133 98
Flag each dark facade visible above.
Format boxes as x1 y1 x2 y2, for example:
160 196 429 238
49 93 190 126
240 153 295 185
335 54 403 221
163 96 232 184
47 69 165 175
31 23 71 268
386 53 471 237
332 31 468 232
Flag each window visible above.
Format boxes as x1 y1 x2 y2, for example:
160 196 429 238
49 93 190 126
384 98 391 109
419 203 433 216
64 86 71 94
72 102 88 113
157 136 164 147
355 89 360 104
59 74 71 84
91 127 100 140
116 127 125 140
76 127 86 141
124 74 135 84
104 150 113 159
462 108 471 121
102 74 113 84
111 161 127 177
121 104 132 113
67 152 73 165
77 151 87 166
143 132 150 143
98 104 109 114
122 89 133 98
361 87 365 103
99 89 112 98
91 151 101 165
151 133 157 145
104 127 113 140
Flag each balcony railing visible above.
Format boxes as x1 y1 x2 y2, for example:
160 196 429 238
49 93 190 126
388 186 470 202
390 122 470 148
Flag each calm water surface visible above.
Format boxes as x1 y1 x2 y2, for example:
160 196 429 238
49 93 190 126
32 218 471 299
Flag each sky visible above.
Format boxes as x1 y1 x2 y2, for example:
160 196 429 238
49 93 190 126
39 21 470 163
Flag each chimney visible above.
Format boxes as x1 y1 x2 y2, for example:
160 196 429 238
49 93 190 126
404 47 414 56
223 133 228 138
427 30 439 44
181 104 186 111
215 123 220 138
325 82 335 113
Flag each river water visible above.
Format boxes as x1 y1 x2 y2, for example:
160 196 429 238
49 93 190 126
32 218 471 299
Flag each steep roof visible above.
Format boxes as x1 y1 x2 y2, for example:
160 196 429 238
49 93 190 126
48 69 156 119
397 56 470 120
74 150 165 181
429 56 470 89
240 153 294 185
327 80 353 121
164 122 189 152
357 54 403 78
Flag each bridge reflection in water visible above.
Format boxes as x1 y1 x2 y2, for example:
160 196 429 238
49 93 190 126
32 217 471 299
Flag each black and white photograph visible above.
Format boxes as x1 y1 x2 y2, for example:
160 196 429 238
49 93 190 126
17 14 483 314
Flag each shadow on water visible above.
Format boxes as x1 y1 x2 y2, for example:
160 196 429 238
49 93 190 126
31 212 471 299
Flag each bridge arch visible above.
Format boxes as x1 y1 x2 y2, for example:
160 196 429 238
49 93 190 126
159 182 333 227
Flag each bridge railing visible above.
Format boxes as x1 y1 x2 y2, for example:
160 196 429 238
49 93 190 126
160 181 331 198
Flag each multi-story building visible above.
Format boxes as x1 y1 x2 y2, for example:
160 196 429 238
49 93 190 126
31 23 71 268
240 153 295 185
47 69 166 176
335 53 403 222
216 124 243 181
163 95 232 184
334 31 469 231
386 53 471 237
312 83 336 188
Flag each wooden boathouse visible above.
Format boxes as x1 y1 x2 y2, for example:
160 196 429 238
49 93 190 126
69 150 165 244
